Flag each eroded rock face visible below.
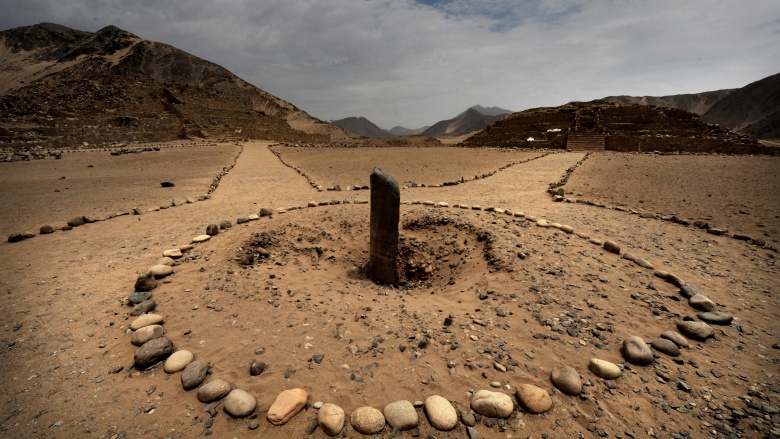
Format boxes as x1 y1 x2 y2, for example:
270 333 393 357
370 167 400 286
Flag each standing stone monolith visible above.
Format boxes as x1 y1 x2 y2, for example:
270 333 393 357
370 167 400 286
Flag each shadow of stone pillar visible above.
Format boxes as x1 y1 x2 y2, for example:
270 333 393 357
370 167 400 286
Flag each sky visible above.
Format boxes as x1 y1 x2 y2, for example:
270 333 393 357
1 0 778 129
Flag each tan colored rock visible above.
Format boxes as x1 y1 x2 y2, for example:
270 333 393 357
224 389 256 417
383 400 418 431
267 388 308 426
317 403 345 436
689 294 716 311
536 219 549 227
156 257 176 266
192 234 211 243
164 350 194 373
660 331 689 348
515 383 553 414
470 390 513 418
129 313 164 330
350 406 385 434
424 395 458 431
676 320 714 341
149 264 174 278
588 358 622 380
198 378 232 403
163 248 182 258
131 324 164 346
550 365 582 396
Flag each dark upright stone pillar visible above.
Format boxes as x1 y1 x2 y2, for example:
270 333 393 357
370 167 400 286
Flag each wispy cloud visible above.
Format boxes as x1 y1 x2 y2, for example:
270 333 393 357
1 0 778 128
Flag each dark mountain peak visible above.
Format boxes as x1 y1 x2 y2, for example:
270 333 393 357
330 116 392 138
1 22 90 53
469 105 512 116
421 106 505 137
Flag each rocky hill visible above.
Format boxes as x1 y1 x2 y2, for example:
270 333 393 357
421 107 506 137
700 73 780 140
0 23 333 148
329 116 392 138
464 100 771 154
603 73 780 140
387 125 430 136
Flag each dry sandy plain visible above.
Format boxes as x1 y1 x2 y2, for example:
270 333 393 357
0 142 778 439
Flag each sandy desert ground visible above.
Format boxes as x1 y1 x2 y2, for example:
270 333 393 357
0 142 778 439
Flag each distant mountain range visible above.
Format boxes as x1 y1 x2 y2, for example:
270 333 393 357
330 105 512 138
329 116 393 138
387 125 430 136
603 73 780 139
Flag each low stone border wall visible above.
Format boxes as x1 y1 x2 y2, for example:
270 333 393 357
119 197 743 437
5 141 244 244
269 144 555 192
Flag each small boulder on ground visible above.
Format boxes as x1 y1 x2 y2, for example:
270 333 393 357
350 406 385 434
622 336 653 365
67 216 85 227
676 320 714 341
660 331 689 348
181 360 209 390
689 294 716 311
424 395 458 431
317 403 345 436
134 271 157 292
224 389 256 417
651 338 680 356
131 324 164 346
470 390 514 418
550 365 582 396
197 378 232 403
267 388 308 426
383 400 418 431
129 313 164 330
698 311 733 325
149 264 174 278
134 337 174 368
39 225 55 234
588 358 622 379
603 240 621 254
206 224 219 236
515 384 553 414
164 350 194 373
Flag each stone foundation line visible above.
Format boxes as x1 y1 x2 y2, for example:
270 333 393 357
123 196 734 436
6 141 244 243
269 143 556 192
544 152 776 252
